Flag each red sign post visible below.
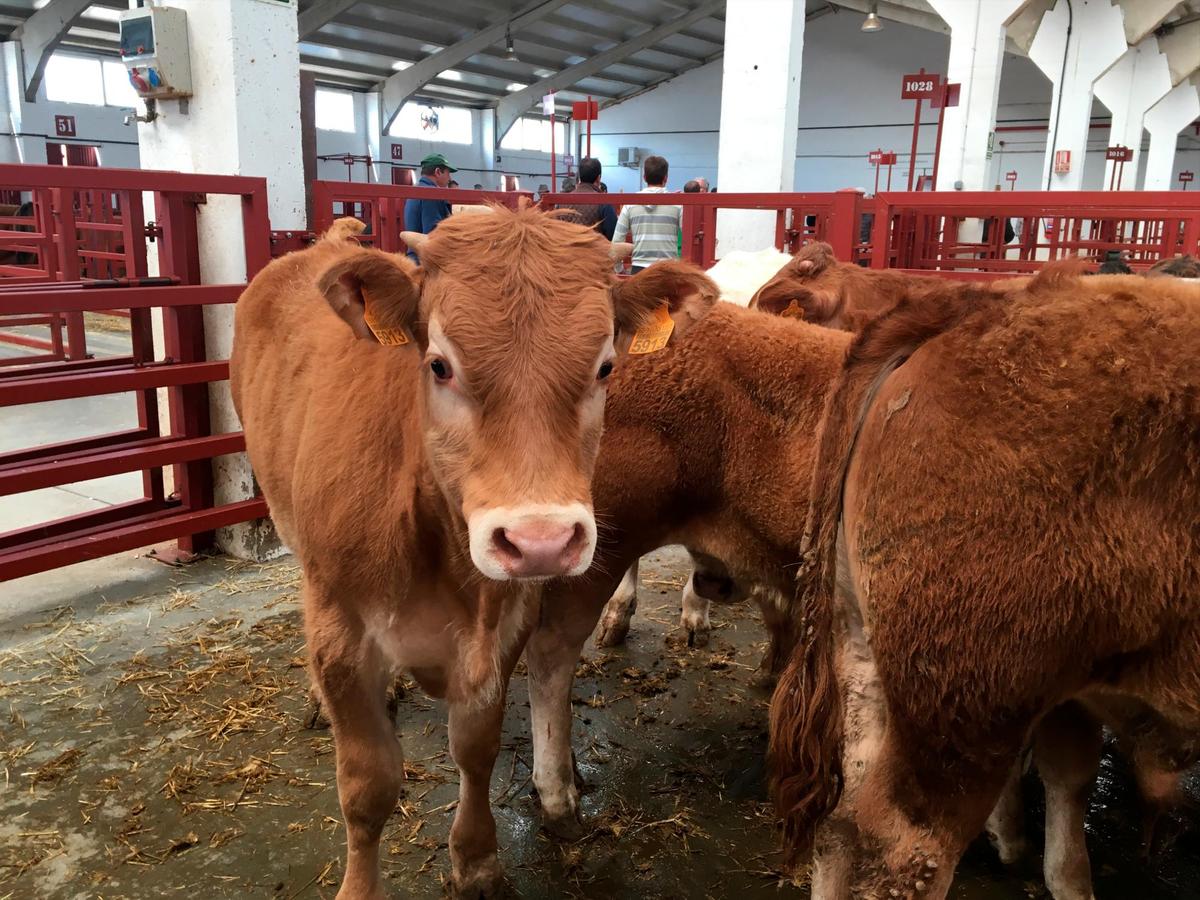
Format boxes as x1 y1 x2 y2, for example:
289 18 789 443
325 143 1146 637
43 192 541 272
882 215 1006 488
1105 145 1132 190
901 69 941 191
868 150 898 193
1178 170 1193 190
929 81 960 190
572 98 599 159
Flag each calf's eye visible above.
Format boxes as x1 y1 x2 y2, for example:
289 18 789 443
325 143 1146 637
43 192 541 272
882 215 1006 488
597 360 614 381
430 358 452 381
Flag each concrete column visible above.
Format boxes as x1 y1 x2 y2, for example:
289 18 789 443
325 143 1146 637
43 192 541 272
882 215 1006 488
1143 76 1200 189
137 0 304 560
715 0 804 254
1093 38 1171 189
364 90 383 182
928 0 1028 191
1028 0 1127 190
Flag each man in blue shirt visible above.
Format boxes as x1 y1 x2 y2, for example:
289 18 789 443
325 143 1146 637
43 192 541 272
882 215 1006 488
403 154 457 257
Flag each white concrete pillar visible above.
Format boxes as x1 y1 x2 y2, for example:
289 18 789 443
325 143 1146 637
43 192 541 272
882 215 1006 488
1028 0 1127 190
928 0 1028 191
1093 38 1171 189
136 0 304 559
715 0 804 254
364 91 383 182
1143 76 1200 189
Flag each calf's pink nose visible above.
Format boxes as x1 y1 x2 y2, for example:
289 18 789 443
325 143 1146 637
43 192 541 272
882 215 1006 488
492 519 587 577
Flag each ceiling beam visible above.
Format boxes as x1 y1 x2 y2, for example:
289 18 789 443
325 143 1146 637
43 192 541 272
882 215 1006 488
331 12 613 80
1006 0 1053 54
829 0 948 34
1119 0 1177 46
580 0 722 43
298 0 361 38
13 0 91 102
381 0 569 130
304 30 635 92
496 0 723 141
1158 19 1200 86
542 12 709 61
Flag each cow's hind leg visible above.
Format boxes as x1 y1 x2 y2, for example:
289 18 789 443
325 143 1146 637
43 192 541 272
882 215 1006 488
985 758 1030 865
307 597 402 900
1034 701 1102 900
679 568 713 647
595 560 637 647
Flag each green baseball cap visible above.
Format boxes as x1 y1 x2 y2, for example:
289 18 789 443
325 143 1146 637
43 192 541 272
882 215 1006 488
421 153 457 172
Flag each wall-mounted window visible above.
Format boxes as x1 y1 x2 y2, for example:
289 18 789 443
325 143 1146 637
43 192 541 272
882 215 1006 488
44 54 139 108
499 117 567 154
315 89 356 133
387 103 472 145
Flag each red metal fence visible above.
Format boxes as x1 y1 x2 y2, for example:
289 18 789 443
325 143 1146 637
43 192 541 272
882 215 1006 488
531 188 1200 276
0 164 271 581
5 174 1200 582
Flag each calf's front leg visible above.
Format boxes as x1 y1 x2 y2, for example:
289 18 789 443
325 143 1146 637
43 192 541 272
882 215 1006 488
595 560 638 647
447 686 512 898
307 598 402 900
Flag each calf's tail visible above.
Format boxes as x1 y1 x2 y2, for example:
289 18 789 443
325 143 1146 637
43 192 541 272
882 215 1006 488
769 577 843 867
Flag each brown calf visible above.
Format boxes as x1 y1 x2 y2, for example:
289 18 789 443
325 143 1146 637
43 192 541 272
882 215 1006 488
230 210 704 898
770 268 1200 897
523 275 853 836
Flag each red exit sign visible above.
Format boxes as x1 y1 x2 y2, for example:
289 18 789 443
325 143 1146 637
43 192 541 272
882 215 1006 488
54 115 76 137
901 72 941 100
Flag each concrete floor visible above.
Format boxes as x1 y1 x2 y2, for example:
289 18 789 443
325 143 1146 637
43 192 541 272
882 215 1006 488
2 547 1198 900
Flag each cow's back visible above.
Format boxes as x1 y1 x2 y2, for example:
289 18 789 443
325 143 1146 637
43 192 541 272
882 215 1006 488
231 242 422 561
842 275 1200 743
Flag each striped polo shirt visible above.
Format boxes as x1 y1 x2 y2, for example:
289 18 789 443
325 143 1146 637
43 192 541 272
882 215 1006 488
612 186 682 268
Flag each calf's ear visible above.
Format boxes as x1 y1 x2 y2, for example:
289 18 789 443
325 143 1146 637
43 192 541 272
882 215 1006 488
610 260 718 355
317 248 421 345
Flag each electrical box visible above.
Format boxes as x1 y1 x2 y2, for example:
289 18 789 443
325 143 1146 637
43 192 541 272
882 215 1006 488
118 6 192 100
617 147 643 168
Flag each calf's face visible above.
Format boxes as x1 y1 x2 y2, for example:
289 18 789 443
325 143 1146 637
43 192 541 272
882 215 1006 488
318 212 710 583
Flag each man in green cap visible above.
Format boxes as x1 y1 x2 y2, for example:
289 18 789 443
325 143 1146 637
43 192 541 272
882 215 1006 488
403 153 457 255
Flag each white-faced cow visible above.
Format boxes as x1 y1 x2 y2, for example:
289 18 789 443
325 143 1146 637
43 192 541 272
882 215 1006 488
230 210 702 899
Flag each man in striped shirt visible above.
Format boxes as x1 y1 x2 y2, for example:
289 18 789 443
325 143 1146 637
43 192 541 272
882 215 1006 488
613 155 682 272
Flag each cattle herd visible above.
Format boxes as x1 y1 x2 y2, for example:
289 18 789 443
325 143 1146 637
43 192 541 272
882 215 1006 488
230 206 1200 900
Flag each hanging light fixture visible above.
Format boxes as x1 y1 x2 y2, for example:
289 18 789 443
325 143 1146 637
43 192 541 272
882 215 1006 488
862 1 882 32
504 25 518 61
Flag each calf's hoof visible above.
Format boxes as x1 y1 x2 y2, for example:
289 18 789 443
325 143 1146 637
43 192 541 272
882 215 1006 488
541 807 587 842
595 618 631 648
450 854 505 899
303 694 330 730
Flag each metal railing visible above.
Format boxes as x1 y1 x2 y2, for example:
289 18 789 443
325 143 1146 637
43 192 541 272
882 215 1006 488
0 164 271 581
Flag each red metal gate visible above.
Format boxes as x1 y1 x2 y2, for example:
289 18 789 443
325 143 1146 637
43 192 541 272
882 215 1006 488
0 164 271 581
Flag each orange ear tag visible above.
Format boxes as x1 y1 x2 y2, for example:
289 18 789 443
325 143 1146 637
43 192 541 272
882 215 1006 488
363 303 410 347
781 299 804 319
628 303 675 355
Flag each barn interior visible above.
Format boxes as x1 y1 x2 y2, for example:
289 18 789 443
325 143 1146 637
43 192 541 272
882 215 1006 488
2 1 1200 898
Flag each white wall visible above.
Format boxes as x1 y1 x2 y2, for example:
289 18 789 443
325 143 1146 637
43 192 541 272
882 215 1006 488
0 45 140 170
588 10 1200 195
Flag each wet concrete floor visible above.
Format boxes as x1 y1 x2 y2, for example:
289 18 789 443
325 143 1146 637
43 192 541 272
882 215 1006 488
2 547 1197 898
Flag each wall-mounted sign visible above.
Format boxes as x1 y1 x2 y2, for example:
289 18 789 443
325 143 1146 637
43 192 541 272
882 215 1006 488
1053 150 1071 173
391 144 403 160
900 72 941 100
54 115 76 137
